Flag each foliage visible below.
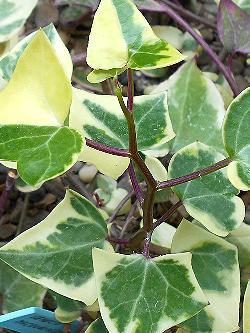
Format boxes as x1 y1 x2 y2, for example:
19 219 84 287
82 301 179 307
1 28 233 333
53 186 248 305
0 0 249 332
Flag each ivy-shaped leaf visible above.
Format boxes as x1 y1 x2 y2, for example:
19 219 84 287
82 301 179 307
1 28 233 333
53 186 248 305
70 88 174 179
172 220 240 333
50 291 85 323
86 318 109 333
217 0 250 54
70 88 174 152
0 23 73 82
93 248 207 333
0 0 38 42
0 260 45 313
244 281 250 332
223 87 250 190
168 142 245 236
165 61 225 153
86 0 184 75
0 30 84 186
0 190 112 306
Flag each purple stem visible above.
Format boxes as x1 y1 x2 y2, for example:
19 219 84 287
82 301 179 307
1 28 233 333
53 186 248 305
158 158 231 189
128 162 144 207
86 138 130 157
156 1 240 96
153 201 182 229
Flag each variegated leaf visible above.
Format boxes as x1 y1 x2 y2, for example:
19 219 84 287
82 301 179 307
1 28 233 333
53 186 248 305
0 126 83 186
70 88 174 152
0 190 112 306
86 318 109 333
0 23 73 82
0 30 84 186
168 142 245 236
93 248 207 333
223 87 250 190
244 281 250 332
50 291 85 323
87 0 184 73
172 220 240 333
226 222 250 270
0 0 38 43
0 260 45 313
162 61 225 153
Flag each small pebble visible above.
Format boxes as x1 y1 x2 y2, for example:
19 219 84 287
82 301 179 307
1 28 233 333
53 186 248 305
79 164 98 183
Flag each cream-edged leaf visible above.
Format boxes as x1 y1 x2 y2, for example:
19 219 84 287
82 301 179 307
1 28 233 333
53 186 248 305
0 24 73 82
93 248 207 333
172 220 240 333
79 145 130 180
223 87 250 190
86 318 109 333
168 142 245 236
87 0 184 71
0 0 38 42
0 190 111 306
70 88 175 152
166 61 225 153
0 125 84 186
0 260 45 313
244 281 250 332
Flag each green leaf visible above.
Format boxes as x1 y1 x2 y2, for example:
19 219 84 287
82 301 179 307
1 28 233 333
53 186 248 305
172 220 240 333
86 0 184 72
165 61 225 153
0 260 45 313
0 23 73 81
70 88 175 152
0 190 112 306
86 318 109 333
50 291 85 323
0 125 83 186
244 281 250 332
93 248 207 333
87 67 126 84
223 87 250 190
0 30 84 186
168 142 245 236
226 222 250 270
0 0 38 42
